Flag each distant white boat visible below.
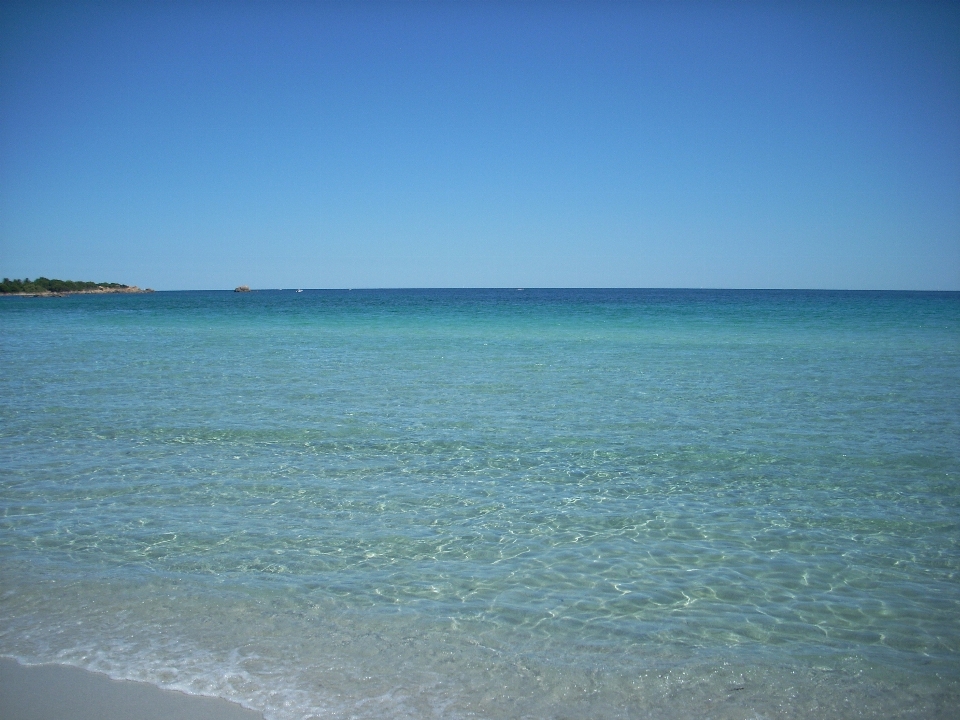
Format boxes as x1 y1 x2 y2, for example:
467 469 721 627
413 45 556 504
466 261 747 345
296 289 303 293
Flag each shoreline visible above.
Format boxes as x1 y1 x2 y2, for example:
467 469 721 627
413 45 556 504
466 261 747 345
0 286 153 298
0 658 263 720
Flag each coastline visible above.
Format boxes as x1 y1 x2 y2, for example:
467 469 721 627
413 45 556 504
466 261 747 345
0 658 263 720
0 286 153 298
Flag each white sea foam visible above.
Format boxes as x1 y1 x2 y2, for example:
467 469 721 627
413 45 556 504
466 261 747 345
2 569 957 720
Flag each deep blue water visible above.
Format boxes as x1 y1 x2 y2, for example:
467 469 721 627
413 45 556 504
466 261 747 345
2 289 959 719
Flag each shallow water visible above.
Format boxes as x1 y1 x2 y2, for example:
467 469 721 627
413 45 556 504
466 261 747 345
2 289 959 718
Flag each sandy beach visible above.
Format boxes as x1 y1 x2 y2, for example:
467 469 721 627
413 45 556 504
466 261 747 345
0 658 262 720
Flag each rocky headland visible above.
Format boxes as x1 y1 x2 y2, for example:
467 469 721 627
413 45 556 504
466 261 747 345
0 277 154 297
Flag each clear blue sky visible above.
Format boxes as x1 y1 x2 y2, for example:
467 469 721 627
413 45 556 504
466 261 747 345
1 1 958 290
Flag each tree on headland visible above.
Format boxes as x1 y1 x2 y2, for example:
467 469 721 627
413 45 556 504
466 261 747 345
0 277 130 294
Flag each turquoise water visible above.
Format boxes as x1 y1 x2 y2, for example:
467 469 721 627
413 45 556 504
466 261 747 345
2 289 959 719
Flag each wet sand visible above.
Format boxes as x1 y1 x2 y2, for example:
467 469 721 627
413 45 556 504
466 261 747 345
0 658 262 720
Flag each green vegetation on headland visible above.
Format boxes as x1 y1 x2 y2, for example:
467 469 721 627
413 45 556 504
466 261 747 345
0 277 149 295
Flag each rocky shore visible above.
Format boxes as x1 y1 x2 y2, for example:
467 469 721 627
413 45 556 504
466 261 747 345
2 286 154 298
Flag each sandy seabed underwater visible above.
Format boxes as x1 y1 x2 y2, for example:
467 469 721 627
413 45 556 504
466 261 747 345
2 288 959 719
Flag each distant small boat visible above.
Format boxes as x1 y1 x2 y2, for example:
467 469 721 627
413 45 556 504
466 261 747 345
296 289 303 293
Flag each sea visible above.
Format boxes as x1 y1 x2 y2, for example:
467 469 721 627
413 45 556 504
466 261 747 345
1 288 958 719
